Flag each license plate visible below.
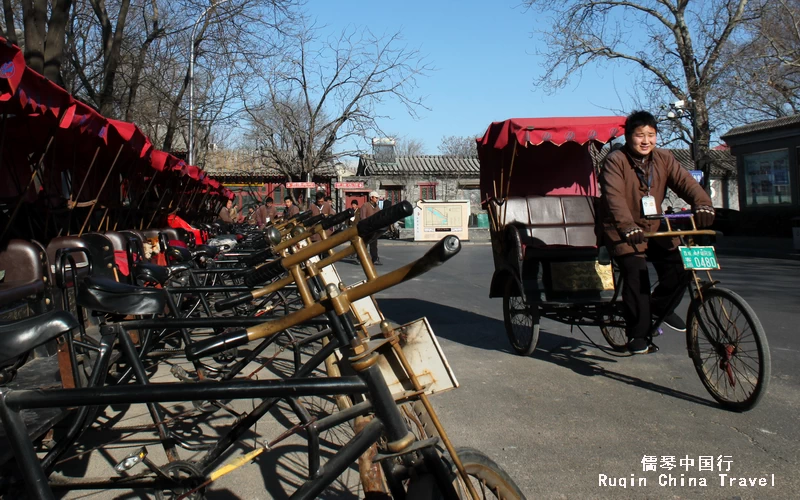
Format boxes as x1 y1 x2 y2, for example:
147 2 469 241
679 246 720 270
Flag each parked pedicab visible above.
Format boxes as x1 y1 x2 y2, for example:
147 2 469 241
478 117 770 411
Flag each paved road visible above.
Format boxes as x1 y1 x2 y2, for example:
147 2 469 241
332 243 800 500
52 242 799 499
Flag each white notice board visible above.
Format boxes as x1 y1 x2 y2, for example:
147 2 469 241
413 200 470 242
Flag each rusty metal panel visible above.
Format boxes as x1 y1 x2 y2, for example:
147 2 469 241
339 317 459 396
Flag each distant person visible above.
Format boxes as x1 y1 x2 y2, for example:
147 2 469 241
360 191 381 265
263 197 278 225
218 200 234 224
310 191 333 241
246 207 256 225
284 196 300 219
350 199 360 222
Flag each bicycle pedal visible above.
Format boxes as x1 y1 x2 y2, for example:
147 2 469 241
170 365 197 382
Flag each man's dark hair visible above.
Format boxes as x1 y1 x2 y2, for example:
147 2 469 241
266 197 273 203
284 196 292 202
351 199 359 206
624 110 658 140
315 191 325 201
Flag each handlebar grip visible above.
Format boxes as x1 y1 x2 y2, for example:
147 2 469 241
303 214 326 227
185 328 250 361
403 235 462 282
244 259 286 287
322 209 354 230
357 201 413 237
293 210 313 222
215 292 254 312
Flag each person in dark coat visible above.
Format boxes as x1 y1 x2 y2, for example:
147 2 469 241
599 110 714 354
359 191 381 265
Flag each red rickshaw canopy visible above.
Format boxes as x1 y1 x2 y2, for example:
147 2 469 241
478 116 627 203
477 116 626 149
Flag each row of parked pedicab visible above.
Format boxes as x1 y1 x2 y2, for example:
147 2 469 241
0 198 527 499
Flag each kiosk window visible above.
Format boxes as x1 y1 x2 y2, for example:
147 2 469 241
743 150 792 206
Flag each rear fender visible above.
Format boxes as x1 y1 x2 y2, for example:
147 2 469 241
490 267 524 302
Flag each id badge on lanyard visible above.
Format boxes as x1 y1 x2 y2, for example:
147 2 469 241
638 161 658 216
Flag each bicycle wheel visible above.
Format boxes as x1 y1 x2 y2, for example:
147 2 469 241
502 280 539 356
405 447 527 500
686 287 770 411
453 447 527 500
600 313 627 352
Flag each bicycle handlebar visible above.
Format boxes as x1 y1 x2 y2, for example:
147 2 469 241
322 209 354 230
643 229 717 238
189 235 462 361
357 201 413 237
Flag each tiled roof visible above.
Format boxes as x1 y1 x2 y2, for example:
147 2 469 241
667 149 737 178
722 114 800 139
359 155 480 177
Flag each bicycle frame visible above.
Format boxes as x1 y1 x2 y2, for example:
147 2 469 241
0 234 476 500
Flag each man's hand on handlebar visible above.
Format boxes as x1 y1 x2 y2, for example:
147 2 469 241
694 206 715 228
623 227 645 245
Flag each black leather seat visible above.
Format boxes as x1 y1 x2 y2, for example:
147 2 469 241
45 237 92 287
81 233 118 280
134 262 170 285
0 240 48 307
0 311 78 365
77 277 166 315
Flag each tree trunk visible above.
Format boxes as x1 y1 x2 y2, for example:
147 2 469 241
22 0 47 74
162 67 191 152
692 97 712 196
42 0 73 86
124 2 161 121
92 0 131 117
2 0 17 45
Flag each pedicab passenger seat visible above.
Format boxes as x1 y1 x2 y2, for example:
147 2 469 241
502 196 598 260
77 277 166 316
501 196 612 300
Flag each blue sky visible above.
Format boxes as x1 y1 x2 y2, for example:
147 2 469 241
305 0 638 154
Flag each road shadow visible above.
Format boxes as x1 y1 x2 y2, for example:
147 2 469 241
378 298 717 409
376 298 514 354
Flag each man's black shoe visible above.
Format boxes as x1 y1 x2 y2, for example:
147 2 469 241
373 260 383 266
627 337 649 355
663 313 686 332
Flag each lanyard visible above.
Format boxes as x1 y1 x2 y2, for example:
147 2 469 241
633 158 654 196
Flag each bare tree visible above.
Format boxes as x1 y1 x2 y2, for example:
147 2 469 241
714 0 800 127
438 134 477 156
524 0 758 187
394 136 426 156
244 21 431 191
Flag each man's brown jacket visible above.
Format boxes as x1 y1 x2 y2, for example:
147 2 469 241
599 147 712 257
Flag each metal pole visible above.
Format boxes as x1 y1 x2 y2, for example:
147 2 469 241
188 0 234 166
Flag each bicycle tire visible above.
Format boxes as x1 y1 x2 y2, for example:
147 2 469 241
502 280 539 356
686 287 771 411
